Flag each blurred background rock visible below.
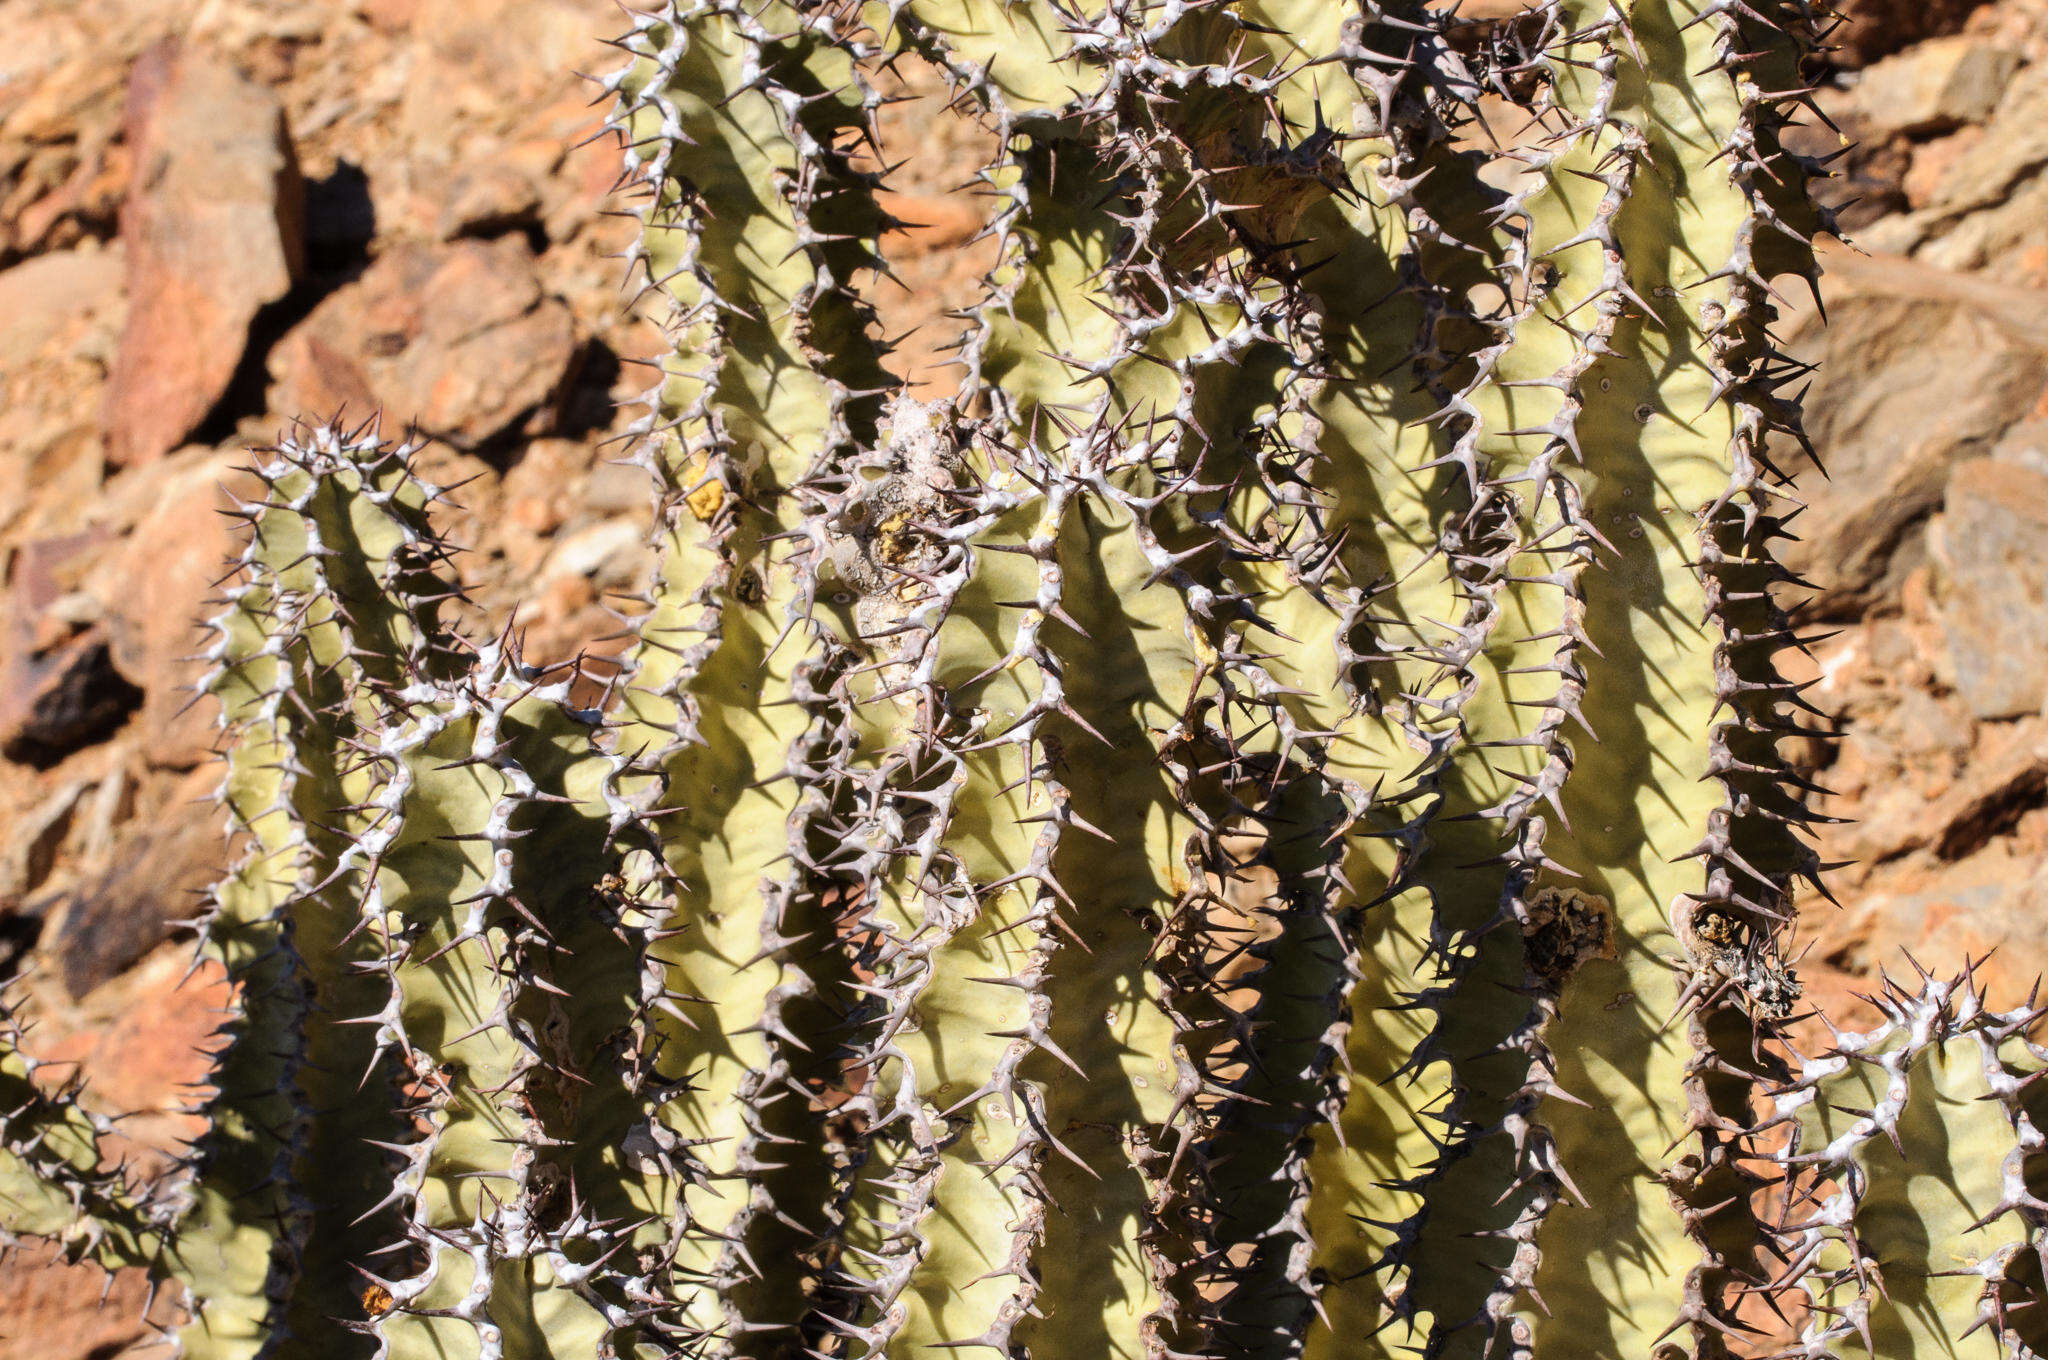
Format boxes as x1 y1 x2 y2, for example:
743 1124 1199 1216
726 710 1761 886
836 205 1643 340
0 0 2043 1350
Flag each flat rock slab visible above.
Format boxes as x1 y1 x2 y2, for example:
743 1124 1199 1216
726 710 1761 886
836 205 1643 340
1854 36 2021 137
102 40 304 468
90 448 251 770
268 234 576 447
0 630 141 768
0 529 141 768
1779 246 2048 617
1932 458 2048 720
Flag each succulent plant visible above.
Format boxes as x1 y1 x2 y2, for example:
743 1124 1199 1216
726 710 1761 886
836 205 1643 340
4 1 2046 1358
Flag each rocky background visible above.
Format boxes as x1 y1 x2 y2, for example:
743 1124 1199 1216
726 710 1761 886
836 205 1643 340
0 0 2043 1350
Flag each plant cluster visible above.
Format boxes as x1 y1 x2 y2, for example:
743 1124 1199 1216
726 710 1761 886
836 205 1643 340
5 2 2045 1358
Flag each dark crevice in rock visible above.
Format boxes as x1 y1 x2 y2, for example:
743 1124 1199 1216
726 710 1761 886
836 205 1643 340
1934 756 2048 860
464 336 616 471
304 160 377 270
189 161 377 450
0 638 144 770
0 908 43 983
459 217 550 257
551 337 620 443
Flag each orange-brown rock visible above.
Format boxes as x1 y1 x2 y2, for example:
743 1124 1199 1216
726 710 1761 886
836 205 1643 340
0 532 140 768
0 1244 172 1360
102 41 305 468
1834 0 1995 67
1931 458 2048 719
267 235 575 447
0 945 224 1359
36 791 221 998
0 46 132 265
92 449 252 770
0 247 126 539
1778 247 2048 617
0 631 140 769
435 161 542 241
1854 35 2020 136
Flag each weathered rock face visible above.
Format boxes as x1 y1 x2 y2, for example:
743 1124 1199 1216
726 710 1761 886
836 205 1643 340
1833 0 1996 68
0 532 141 769
1930 458 2048 720
1854 36 2021 137
434 161 543 240
0 16 658 1348
0 947 224 1360
1806 700 2048 1013
91 450 250 770
0 1242 174 1360
0 247 125 373
1777 248 2048 619
1859 63 2048 280
0 42 130 265
267 234 575 448
0 633 140 768
1784 6 2048 1007
102 41 305 468
0 245 125 534
35 788 220 997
